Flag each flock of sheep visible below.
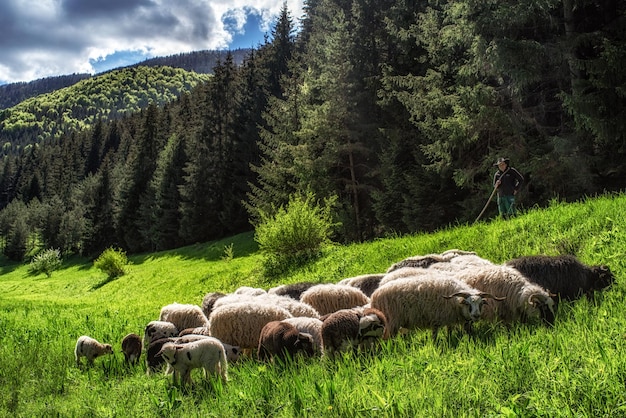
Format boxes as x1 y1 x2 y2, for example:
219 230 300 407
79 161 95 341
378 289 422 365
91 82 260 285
74 249 615 387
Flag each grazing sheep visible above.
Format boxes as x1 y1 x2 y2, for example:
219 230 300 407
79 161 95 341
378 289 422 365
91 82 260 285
201 292 226 318
257 321 315 362
338 274 386 297
146 335 240 374
386 254 448 273
74 335 113 366
379 266 433 287
267 281 317 300
385 250 490 274
234 286 267 296
213 293 320 318
282 317 324 353
121 333 142 365
208 302 293 350
320 308 387 356
143 320 179 348
157 337 228 386
456 265 555 325
505 254 615 302
370 275 499 338
159 303 210 332
300 284 370 316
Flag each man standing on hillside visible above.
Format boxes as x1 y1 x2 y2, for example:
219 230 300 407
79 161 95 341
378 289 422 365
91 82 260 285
493 157 524 218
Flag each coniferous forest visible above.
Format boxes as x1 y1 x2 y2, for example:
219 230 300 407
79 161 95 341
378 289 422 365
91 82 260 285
0 0 624 260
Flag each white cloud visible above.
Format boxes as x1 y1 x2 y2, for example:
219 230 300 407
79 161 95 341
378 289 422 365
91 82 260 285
0 0 304 84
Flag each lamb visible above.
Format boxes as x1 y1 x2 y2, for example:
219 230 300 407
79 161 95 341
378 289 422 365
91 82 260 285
267 281 317 300
159 303 210 332
505 254 615 302
456 264 556 325
157 337 228 386
208 302 293 350
201 292 226 317
282 317 324 353
320 307 387 356
74 335 113 366
146 335 240 374
143 320 179 348
121 333 142 365
338 273 386 297
257 321 315 362
300 284 370 316
370 274 499 338
212 293 320 318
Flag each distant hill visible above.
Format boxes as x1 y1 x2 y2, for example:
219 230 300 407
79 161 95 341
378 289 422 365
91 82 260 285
132 48 252 74
0 66 211 150
0 74 92 110
0 49 253 110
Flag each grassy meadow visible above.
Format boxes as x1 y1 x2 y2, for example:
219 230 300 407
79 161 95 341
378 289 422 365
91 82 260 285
1 194 626 417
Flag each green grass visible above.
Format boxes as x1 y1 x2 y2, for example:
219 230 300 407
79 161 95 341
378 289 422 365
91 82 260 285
1 194 626 417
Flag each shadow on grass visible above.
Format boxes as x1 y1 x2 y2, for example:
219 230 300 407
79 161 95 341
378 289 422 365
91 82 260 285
91 275 118 290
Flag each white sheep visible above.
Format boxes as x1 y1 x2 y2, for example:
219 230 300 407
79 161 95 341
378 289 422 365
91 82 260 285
208 302 293 350
157 337 228 386
455 264 555 324
282 317 324 353
385 250 489 273
378 266 432 287
370 274 499 338
143 320 179 348
234 286 267 296
300 284 370 316
159 303 210 332
212 293 320 318
74 335 113 366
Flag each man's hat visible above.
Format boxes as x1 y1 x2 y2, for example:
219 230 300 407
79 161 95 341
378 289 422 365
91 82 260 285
493 157 510 166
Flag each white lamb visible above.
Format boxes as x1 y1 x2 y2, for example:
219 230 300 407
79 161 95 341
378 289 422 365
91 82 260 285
300 284 370 316
370 274 500 338
208 302 293 350
74 335 113 366
157 337 228 386
159 303 210 332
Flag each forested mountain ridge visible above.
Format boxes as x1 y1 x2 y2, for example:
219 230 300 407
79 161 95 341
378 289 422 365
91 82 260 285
0 74 92 110
0 1 624 263
0 66 211 152
0 49 252 110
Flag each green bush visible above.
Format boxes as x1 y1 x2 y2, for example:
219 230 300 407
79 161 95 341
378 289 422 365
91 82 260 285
28 248 62 277
94 247 128 280
254 192 339 276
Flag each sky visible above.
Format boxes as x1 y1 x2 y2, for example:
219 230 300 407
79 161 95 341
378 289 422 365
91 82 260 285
0 0 305 85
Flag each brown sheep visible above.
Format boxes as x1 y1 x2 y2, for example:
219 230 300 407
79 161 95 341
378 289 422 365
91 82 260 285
257 321 315 362
121 333 142 365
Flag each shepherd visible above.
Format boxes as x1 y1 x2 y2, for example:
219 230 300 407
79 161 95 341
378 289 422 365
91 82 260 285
493 157 524 218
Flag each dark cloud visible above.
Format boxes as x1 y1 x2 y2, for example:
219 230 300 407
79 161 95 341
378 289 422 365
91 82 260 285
60 0 154 18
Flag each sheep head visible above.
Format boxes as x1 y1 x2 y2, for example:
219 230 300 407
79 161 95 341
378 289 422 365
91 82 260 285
528 293 555 325
443 292 486 322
